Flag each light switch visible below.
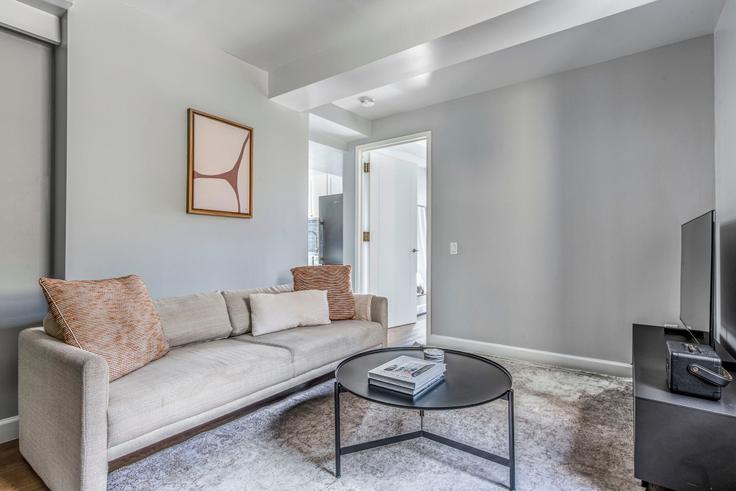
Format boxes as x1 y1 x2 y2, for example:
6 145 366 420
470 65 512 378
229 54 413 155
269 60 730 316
450 242 458 255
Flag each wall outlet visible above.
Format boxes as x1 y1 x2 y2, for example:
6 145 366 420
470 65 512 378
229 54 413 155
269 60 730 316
449 242 458 255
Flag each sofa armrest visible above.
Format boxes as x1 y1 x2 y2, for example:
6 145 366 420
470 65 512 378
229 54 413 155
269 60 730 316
19 328 109 491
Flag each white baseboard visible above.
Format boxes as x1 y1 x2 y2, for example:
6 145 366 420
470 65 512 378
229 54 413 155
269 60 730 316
0 416 19 444
428 334 632 377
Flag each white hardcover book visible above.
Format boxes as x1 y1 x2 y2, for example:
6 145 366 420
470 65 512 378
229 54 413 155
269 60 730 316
369 373 446 397
368 355 445 388
369 371 446 395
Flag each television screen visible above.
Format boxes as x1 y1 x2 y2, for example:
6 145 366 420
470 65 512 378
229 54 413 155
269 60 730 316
680 210 715 335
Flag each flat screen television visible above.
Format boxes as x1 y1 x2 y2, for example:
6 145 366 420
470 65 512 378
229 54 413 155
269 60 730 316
680 210 715 345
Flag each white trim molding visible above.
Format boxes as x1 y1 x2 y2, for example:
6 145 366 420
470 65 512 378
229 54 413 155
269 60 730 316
354 131 432 334
429 334 632 377
0 415 19 444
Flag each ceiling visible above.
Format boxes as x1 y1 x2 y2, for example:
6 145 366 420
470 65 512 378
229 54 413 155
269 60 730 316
119 0 726 147
120 0 536 71
308 113 364 151
333 0 725 120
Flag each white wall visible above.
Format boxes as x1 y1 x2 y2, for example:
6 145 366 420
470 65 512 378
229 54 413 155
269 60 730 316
64 0 309 297
716 0 736 353
348 37 715 364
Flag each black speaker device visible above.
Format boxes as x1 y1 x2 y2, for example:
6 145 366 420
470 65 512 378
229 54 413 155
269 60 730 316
666 340 732 400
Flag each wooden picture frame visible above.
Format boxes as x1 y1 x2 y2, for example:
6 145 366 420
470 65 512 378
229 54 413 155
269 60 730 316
187 108 253 218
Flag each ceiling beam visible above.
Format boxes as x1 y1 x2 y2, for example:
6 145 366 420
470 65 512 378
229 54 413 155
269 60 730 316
308 131 348 152
268 0 540 108
308 111 368 151
269 0 658 112
310 104 371 138
333 0 724 119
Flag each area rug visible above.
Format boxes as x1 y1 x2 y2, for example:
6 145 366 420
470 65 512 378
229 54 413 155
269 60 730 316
108 357 637 490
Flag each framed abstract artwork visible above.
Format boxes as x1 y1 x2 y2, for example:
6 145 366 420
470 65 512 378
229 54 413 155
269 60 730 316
187 108 253 218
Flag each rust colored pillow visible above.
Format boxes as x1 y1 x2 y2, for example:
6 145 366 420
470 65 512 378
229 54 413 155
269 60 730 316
39 275 169 380
291 265 355 320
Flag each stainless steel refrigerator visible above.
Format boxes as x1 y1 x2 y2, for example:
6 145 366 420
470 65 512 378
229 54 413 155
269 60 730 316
318 194 343 265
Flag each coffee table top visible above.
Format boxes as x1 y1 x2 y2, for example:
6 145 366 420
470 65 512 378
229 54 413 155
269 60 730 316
335 347 512 410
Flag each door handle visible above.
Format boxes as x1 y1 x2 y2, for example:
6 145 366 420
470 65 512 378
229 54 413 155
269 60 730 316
410 248 419 253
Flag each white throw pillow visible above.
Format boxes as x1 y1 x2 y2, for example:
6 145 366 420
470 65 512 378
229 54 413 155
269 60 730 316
250 290 331 336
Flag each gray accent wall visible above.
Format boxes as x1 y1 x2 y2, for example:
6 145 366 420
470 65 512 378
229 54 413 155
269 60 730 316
716 1 736 353
0 0 309 424
0 27 53 419
349 36 715 364
63 0 308 298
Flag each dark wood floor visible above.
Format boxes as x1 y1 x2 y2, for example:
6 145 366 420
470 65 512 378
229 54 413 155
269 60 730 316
0 441 45 491
0 320 427 490
388 316 427 347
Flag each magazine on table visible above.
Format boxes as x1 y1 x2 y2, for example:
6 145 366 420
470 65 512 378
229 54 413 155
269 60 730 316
368 355 446 389
369 372 446 398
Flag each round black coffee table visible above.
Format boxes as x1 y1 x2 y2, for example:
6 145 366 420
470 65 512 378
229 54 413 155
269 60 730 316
334 347 515 489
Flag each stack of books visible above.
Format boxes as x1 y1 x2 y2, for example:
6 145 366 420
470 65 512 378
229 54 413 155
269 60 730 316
368 355 446 398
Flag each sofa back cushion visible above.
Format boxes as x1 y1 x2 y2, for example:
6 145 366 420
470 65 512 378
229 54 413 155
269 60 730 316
221 284 292 335
39 275 170 380
250 290 330 336
154 292 232 347
291 265 355 320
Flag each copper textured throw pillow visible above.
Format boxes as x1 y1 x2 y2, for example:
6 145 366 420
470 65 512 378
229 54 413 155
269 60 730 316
291 265 355 320
39 275 169 380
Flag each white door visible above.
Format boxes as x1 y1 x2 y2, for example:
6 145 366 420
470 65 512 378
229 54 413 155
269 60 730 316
368 150 418 327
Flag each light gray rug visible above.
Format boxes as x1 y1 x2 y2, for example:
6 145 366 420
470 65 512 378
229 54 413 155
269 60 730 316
108 357 637 490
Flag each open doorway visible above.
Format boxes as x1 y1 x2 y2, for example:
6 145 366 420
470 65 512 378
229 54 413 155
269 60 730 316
307 141 345 266
355 132 430 335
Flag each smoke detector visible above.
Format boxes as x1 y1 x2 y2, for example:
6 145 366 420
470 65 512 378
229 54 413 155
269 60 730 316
358 96 375 108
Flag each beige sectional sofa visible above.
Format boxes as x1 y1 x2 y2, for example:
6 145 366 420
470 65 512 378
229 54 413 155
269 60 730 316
18 285 388 491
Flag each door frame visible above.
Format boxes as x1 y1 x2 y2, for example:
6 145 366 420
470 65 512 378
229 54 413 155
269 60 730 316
354 131 431 338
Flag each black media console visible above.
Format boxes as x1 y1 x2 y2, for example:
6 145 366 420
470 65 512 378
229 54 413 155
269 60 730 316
633 324 736 489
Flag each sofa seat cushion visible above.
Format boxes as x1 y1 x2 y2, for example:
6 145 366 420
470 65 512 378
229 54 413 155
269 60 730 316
108 339 292 447
232 319 384 376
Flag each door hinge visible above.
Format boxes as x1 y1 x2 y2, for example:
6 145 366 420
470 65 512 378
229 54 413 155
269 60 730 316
363 231 370 242
363 162 370 173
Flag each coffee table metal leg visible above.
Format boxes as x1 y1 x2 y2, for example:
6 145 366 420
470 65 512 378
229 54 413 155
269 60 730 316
507 389 515 490
333 386 515 487
334 381 341 478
